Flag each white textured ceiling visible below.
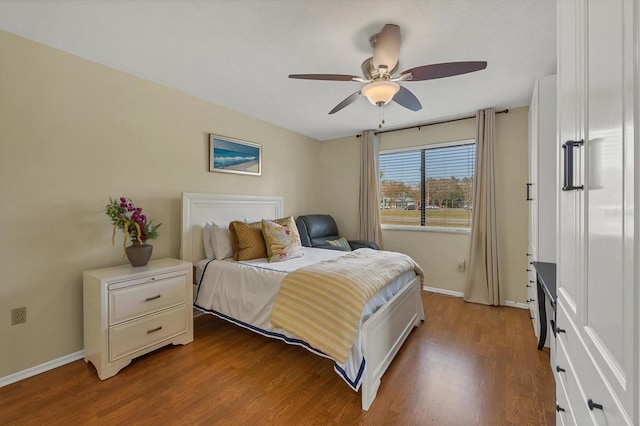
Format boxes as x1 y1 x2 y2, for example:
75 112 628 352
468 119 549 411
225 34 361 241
0 0 556 141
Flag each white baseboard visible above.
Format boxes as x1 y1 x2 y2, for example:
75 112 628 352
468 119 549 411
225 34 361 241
504 300 529 310
423 286 464 297
0 350 84 388
423 286 528 309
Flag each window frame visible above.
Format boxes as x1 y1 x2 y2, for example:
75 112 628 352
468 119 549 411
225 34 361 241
379 138 475 234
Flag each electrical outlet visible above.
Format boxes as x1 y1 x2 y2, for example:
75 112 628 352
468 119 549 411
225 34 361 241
457 259 466 272
11 307 26 325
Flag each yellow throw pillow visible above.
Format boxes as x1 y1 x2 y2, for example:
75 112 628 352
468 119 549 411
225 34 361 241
262 217 303 262
230 221 267 261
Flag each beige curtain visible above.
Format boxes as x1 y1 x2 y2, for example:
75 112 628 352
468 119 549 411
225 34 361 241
464 108 503 306
357 130 383 247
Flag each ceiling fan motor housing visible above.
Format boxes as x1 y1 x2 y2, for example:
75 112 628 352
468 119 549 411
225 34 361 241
370 24 401 72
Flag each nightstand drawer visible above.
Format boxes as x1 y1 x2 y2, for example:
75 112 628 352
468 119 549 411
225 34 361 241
109 305 189 361
109 275 188 324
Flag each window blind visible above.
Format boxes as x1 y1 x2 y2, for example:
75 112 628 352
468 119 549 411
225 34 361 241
379 141 475 229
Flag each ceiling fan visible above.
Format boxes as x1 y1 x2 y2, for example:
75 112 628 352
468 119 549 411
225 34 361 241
289 24 487 115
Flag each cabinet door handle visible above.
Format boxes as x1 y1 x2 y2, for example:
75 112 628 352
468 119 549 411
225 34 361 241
147 326 163 334
556 326 566 334
556 404 565 413
588 399 603 411
526 183 533 201
556 366 566 373
145 294 161 302
562 140 584 191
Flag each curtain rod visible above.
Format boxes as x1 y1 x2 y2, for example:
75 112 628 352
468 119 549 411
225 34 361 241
357 108 509 137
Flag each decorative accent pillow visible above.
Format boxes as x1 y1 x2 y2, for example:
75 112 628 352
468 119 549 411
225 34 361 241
262 217 303 262
326 237 352 251
211 222 234 260
230 221 267 261
229 217 298 261
202 223 215 259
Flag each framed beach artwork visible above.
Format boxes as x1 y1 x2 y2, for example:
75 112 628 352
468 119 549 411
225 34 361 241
209 134 262 176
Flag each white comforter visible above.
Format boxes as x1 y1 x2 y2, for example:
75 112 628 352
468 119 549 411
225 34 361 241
194 247 416 390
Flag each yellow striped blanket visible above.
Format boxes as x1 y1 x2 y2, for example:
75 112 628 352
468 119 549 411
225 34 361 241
269 248 423 364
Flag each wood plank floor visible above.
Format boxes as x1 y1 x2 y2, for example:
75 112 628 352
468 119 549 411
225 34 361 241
0 292 555 425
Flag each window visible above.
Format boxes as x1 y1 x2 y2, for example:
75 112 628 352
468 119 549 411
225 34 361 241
379 139 475 230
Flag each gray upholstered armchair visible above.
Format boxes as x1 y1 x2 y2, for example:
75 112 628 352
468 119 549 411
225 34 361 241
295 214 380 251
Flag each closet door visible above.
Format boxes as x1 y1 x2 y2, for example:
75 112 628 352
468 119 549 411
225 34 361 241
583 0 635 414
556 0 584 316
527 82 540 337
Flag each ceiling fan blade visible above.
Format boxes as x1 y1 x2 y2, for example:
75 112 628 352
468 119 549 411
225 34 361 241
400 61 487 81
289 74 361 81
393 86 422 111
372 24 401 71
328 91 361 114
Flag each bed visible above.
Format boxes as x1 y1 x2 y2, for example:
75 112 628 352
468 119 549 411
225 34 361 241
181 192 425 410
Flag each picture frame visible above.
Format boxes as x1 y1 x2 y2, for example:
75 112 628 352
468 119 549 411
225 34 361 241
209 134 262 176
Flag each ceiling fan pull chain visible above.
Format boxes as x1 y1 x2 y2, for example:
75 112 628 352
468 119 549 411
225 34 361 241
378 106 385 129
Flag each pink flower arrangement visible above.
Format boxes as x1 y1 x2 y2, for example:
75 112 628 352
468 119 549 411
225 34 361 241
105 197 161 248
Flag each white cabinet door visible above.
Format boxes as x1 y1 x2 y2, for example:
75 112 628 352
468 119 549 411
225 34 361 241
583 0 635 414
536 75 557 264
528 82 539 261
557 0 584 317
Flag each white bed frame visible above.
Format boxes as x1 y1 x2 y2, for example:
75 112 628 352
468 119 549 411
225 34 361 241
180 192 424 410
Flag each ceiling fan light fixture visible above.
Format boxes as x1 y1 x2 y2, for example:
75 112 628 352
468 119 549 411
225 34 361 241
361 80 400 106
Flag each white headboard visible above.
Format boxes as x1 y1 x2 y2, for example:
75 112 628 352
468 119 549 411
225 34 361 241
181 193 284 263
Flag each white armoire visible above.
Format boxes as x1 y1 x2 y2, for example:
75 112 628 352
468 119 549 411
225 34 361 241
527 74 557 342
555 0 638 425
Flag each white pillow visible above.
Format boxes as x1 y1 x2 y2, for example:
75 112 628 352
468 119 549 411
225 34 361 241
202 223 215 259
211 222 234 260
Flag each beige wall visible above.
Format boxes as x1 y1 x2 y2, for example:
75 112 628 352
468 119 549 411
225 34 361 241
319 108 530 302
0 31 322 377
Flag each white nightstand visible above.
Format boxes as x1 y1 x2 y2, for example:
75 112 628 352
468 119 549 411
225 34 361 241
83 258 193 380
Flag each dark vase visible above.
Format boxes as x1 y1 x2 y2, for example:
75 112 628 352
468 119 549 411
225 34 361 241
125 240 153 267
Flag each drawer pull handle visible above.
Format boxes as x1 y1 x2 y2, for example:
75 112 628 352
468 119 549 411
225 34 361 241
147 326 163 334
526 269 532 272
556 405 565 413
526 285 532 288
529 280 535 283
588 399 603 411
556 366 566 373
527 299 535 302
145 294 161 302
